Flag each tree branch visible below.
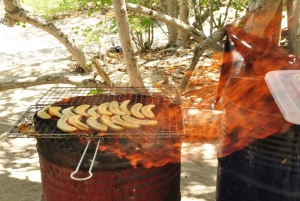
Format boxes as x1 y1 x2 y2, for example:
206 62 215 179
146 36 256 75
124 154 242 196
180 27 226 92
91 57 113 86
0 72 105 91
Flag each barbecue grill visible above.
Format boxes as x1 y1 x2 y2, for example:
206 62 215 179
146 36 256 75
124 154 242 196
7 86 186 182
7 87 184 139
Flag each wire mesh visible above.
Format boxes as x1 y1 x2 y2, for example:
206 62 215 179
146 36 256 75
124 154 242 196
7 87 184 139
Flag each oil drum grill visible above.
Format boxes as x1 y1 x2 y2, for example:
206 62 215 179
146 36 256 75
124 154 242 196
7 87 184 180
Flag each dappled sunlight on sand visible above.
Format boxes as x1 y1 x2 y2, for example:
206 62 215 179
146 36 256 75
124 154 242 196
181 158 217 200
0 136 41 182
182 142 218 161
0 85 74 200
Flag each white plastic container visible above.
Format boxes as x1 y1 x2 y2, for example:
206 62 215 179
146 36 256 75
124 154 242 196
265 70 300 124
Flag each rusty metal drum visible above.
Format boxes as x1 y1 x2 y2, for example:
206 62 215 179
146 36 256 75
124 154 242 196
37 138 181 201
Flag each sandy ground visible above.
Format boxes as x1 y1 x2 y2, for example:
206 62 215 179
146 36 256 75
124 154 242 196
0 2 218 201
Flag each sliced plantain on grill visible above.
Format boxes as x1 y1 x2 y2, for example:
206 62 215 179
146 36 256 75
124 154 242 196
130 103 145 119
57 116 77 132
100 115 124 131
98 102 113 116
74 104 91 117
109 101 126 115
119 100 131 115
37 105 52 119
121 115 158 126
87 106 101 117
68 115 90 130
62 106 77 116
111 115 140 129
141 104 156 119
86 116 108 131
49 106 64 118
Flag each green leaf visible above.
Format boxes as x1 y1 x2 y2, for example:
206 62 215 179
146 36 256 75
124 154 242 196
87 88 104 96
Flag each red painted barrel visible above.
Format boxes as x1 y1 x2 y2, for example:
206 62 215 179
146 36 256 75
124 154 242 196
37 138 181 201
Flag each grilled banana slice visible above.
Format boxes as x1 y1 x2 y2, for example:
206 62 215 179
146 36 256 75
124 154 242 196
68 115 89 130
109 101 126 115
131 103 145 119
57 116 77 132
86 116 108 131
37 105 52 119
49 106 64 118
98 102 113 116
111 115 140 129
62 106 76 116
119 100 131 115
74 104 91 117
100 115 124 131
121 115 158 126
141 104 156 119
87 106 100 117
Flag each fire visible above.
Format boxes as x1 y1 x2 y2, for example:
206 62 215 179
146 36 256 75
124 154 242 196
85 137 182 169
215 25 300 157
52 23 300 167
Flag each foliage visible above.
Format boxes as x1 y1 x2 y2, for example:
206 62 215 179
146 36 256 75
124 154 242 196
24 0 114 49
125 0 160 51
16 21 27 28
128 12 154 51
192 0 248 33
87 88 104 96
24 0 153 51
24 0 111 20
71 13 115 49
22 0 247 51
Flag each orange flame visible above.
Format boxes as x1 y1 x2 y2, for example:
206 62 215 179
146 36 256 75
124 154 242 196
63 19 300 167
83 137 182 169
215 25 300 157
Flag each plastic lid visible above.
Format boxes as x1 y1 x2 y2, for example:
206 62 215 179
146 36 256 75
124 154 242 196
265 70 300 125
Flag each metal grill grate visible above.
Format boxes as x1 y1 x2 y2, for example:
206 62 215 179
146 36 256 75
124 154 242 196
7 87 184 139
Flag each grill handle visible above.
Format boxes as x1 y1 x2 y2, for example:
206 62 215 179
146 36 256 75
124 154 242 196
70 138 103 181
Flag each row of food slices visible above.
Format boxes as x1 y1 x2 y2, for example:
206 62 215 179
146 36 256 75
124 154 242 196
37 100 158 133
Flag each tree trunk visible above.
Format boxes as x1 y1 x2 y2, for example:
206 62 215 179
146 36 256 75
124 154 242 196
158 0 167 15
242 0 282 44
164 0 179 46
287 0 300 56
176 0 189 47
2 0 89 72
112 0 145 88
